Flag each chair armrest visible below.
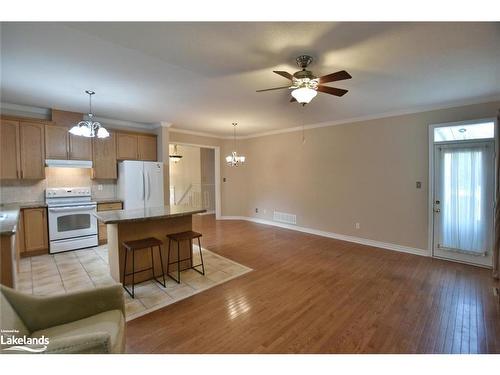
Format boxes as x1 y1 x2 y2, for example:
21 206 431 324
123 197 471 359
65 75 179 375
43 333 112 354
1 285 125 332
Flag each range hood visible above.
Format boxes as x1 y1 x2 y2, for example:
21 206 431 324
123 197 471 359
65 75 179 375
45 159 93 168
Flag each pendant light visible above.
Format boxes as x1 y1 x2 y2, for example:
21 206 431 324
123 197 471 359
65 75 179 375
69 90 110 138
225 122 246 167
169 144 183 163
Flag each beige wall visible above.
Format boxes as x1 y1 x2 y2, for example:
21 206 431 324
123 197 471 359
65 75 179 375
240 100 500 251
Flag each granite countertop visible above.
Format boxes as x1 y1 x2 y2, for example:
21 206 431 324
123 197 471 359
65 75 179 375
0 201 47 210
0 208 21 236
93 205 206 224
0 202 47 236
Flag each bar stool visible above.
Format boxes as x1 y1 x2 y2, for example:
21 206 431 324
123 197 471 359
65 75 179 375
166 231 205 283
122 237 166 298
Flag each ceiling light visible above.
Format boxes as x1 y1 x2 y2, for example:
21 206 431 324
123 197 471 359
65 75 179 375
226 122 246 167
291 87 317 104
69 90 109 138
169 144 183 163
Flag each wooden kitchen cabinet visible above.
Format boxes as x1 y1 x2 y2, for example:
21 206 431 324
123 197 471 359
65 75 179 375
45 125 92 161
138 135 157 161
116 133 139 160
48 110 91 160
19 122 46 179
45 124 69 159
69 133 92 160
97 202 122 244
117 132 157 161
92 131 117 179
0 119 20 179
1 119 45 180
22 208 48 255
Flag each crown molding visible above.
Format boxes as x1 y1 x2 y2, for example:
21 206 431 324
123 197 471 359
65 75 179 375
0 102 51 119
237 94 500 140
168 127 229 139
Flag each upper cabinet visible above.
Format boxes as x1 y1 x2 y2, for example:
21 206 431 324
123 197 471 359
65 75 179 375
45 124 69 159
0 119 20 179
117 132 157 161
47 110 92 160
69 133 92 160
138 135 158 161
1 119 45 180
117 133 138 160
93 131 117 179
19 122 46 179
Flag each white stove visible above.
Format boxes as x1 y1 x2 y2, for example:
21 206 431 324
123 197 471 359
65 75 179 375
46 187 98 253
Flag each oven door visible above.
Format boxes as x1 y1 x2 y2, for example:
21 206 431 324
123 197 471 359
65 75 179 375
48 205 97 241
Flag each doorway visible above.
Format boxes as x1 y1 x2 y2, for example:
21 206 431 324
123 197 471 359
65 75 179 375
169 142 221 218
429 119 496 267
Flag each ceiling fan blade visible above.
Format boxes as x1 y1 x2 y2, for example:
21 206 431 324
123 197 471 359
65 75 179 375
290 97 297 103
273 71 294 80
316 85 348 97
256 86 290 92
319 70 352 84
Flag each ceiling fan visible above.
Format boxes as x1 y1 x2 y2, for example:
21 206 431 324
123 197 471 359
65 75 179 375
256 55 352 105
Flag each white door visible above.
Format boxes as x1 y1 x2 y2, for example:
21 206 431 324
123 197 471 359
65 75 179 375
433 140 495 267
144 162 164 208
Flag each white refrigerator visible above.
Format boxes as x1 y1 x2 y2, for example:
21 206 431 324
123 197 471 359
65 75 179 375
117 161 164 210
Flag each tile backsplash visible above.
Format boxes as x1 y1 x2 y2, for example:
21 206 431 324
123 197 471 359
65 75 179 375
0 167 117 204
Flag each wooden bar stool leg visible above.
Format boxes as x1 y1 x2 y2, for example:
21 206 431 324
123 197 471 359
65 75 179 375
122 247 134 298
197 237 205 275
157 245 166 286
176 240 181 284
132 248 135 298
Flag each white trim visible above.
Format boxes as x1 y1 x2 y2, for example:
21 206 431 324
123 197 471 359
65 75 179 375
169 141 222 220
168 127 227 139
4 95 499 139
220 216 429 257
0 102 51 119
428 118 498 266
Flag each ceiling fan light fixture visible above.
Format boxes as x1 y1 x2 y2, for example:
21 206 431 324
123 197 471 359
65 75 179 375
291 87 317 104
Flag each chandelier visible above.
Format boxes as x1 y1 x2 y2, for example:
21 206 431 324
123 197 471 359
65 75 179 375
169 144 183 163
69 90 110 138
225 122 246 167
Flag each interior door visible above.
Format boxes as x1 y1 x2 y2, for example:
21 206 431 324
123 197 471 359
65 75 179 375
433 140 495 267
144 162 164 208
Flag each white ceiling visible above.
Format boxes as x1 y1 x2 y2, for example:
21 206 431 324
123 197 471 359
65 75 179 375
1 22 499 136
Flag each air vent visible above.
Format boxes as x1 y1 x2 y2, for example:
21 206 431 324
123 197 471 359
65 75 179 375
273 211 296 225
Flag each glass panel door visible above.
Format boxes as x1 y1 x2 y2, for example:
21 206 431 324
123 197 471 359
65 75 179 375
433 140 494 266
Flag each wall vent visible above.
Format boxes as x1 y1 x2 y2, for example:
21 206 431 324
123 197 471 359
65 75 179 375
273 211 296 225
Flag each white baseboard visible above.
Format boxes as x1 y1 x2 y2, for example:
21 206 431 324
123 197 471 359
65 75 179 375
219 215 429 257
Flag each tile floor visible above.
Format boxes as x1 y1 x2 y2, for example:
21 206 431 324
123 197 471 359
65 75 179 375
16 245 252 320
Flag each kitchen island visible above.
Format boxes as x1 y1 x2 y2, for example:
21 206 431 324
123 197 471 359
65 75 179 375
93 205 206 284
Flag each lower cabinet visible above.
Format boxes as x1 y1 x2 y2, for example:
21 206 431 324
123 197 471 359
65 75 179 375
97 202 123 244
20 207 49 257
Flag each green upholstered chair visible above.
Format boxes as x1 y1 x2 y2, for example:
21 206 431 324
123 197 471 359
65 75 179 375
0 284 125 354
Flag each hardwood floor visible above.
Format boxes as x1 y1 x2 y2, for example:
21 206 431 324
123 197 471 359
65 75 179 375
126 215 500 353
